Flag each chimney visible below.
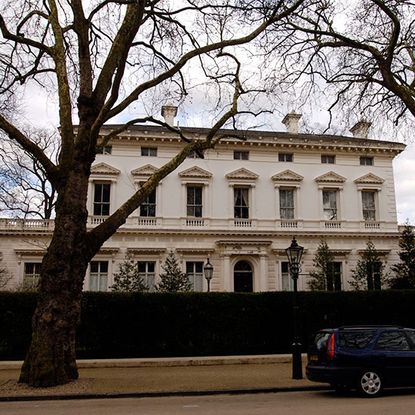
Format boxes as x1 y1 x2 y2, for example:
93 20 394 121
161 105 178 126
350 120 371 138
282 112 302 134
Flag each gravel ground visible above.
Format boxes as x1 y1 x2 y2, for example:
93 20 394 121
0 378 94 397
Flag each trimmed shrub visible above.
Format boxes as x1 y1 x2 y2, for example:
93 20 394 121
1 291 415 360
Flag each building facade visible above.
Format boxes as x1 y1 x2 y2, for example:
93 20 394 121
0 112 406 292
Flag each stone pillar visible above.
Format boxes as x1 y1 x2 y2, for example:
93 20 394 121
223 255 232 292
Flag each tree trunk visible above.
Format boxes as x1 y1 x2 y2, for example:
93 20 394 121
19 168 91 387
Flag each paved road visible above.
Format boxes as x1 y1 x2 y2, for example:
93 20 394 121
2 390 415 415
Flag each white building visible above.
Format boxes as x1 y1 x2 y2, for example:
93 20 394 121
0 111 406 292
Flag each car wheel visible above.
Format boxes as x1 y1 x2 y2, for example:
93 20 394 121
358 370 383 397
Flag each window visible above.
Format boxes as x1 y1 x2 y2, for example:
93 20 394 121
93 183 111 216
187 185 203 217
327 262 342 291
187 149 202 159
321 154 335 164
360 156 374 166
23 262 41 290
375 331 411 351
89 261 108 292
322 189 337 220
186 261 204 291
234 150 249 160
338 330 376 349
281 262 293 291
96 145 112 155
278 153 293 162
140 189 156 217
362 191 376 221
279 188 294 219
138 261 156 292
141 147 157 157
367 262 382 290
234 187 249 218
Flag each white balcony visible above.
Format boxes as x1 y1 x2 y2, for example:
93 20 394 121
0 218 55 231
0 216 398 235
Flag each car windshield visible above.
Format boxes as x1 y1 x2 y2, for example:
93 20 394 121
338 330 376 349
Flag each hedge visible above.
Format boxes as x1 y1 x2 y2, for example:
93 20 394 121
1 290 415 360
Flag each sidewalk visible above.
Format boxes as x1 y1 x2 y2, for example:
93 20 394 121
0 355 328 401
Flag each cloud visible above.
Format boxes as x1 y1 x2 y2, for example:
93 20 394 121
394 144 415 224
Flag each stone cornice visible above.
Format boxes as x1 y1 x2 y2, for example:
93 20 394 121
354 173 385 185
225 168 259 181
271 169 304 182
131 164 159 178
178 166 212 179
315 171 347 184
91 162 120 176
97 124 405 155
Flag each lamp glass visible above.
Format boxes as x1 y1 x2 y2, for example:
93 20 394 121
203 259 213 281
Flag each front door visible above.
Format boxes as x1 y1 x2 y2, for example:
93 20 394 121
234 260 253 292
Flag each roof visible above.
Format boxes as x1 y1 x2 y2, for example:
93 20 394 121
97 124 406 153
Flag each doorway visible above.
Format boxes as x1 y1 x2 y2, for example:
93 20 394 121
234 260 253 292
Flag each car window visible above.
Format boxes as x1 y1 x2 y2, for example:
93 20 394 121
314 332 331 351
375 331 411 351
338 330 375 349
405 330 415 348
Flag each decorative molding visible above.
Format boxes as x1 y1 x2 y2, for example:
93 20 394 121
127 248 166 255
216 240 272 247
178 166 212 179
91 162 120 176
315 171 347 184
225 168 259 181
131 164 159 179
14 249 45 257
357 248 390 256
176 248 215 255
271 169 304 183
97 248 119 256
354 173 385 185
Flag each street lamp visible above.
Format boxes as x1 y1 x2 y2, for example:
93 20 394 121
286 237 304 380
203 258 213 292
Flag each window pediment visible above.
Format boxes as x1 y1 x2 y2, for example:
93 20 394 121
315 171 346 184
179 166 212 179
91 162 120 176
354 173 384 185
272 169 303 183
131 164 159 180
225 168 259 181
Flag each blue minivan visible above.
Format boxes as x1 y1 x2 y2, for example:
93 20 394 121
306 325 415 397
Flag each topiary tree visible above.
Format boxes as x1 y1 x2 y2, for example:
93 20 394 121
111 254 148 293
156 251 191 293
390 222 415 289
349 241 388 290
308 240 336 291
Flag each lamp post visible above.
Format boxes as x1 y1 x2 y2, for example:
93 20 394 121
203 258 213 292
285 237 304 380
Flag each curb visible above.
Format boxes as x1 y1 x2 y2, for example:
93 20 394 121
0 385 330 402
0 354 299 370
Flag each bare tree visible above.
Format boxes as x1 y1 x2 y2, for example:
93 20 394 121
0 128 58 219
0 0 307 387
265 0 415 129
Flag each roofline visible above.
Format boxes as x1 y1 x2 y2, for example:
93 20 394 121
96 123 406 150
